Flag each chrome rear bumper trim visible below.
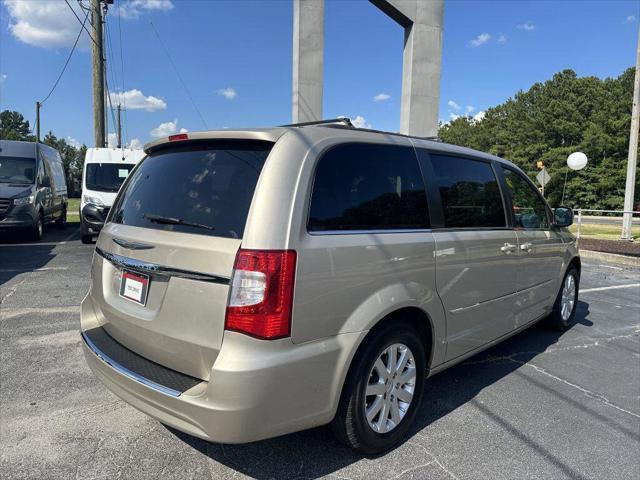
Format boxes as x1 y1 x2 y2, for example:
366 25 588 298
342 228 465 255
81 330 182 397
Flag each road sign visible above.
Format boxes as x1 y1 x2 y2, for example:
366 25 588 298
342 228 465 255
536 168 551 187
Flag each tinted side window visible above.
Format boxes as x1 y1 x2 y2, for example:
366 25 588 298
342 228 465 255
430 154 505 228
308 143 429 231
50 156 67 192
502 168 550 229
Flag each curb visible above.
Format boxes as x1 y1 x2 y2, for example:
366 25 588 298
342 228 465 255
579 249 640 267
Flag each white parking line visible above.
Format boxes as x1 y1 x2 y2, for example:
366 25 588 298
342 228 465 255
0 267 69 273
0 305 80 320
0 242 70 247
0 229 81 247
59 229 80 244
581 283 640 293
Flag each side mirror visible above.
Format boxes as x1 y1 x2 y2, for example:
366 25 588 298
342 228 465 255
554 206 574 227
40 175 51 188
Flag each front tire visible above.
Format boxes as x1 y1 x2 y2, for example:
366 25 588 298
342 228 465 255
547 266 579 331
332 322 426 455
31 213 44 241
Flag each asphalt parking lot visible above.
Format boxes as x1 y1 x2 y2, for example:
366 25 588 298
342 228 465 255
1 225 639 480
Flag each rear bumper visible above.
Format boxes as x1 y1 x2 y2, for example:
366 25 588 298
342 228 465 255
80 295 364 444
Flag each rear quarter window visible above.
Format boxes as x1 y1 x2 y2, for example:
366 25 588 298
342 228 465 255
109 141 272 239
308 143 429 231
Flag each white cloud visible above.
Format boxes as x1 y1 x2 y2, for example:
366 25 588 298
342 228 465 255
517 21 535 31
217 87 237 100
119 0 174 20
129 138 143 150
447 100 461 111
449 113 460 121
498 34 507 44
473 111 486 122
179 127 188 133
624 15 637 24
109 89 167 112
107 133 117 148
350 115 372 129
373 93 391 102
4 0 88 48
150 119 181 138
66 136 81 148
470 33 491 47
465 105 475 114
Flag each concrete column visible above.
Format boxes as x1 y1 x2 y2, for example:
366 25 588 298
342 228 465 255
371 0 444 137
292 0 324 123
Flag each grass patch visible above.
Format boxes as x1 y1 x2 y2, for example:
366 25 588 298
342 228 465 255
67 198 80 225
569 222 639 241
68 198 80 214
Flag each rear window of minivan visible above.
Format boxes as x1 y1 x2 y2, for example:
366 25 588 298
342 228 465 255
109 141 272 238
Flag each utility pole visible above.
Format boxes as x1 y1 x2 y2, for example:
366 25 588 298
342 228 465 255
116 104 122 148
91 0 105 148
35 101 41 143
621 25 640 240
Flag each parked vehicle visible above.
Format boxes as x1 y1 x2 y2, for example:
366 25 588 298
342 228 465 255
0 140 68 240
80 123 579 454
80 147 145 244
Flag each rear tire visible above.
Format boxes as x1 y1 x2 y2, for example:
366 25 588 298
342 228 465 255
331 322 426 455
546 266 579 331
55 207 67 229
81 234 93 244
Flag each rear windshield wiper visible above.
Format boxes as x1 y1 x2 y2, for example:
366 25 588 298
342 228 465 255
143 213 215 231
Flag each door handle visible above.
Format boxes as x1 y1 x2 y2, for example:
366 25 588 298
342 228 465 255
500 243 517 254
520 242 533 252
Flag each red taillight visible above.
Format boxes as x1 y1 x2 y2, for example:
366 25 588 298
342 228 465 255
225 249 297 340
168 133 188 142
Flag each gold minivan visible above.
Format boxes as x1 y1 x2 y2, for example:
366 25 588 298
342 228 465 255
81 121 579 454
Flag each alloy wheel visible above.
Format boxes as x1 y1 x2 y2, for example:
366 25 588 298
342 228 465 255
560 273 576 321
364 343 416 434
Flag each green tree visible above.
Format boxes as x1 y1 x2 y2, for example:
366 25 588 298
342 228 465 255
439 67 639 210
43 132 86 195
0 110 35 141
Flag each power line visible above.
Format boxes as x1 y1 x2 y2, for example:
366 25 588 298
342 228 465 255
105 74 118 143
117 0 129 145
40 8 89 105
64 0 99 47
148 20 208 129
104 16 120 106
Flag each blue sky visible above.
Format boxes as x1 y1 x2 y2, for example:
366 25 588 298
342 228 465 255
0 0 638 149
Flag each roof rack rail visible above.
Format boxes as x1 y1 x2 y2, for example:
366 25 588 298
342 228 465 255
280 117 443 143
280 117 354 128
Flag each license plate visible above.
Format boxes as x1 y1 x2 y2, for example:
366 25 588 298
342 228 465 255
119 270 150 306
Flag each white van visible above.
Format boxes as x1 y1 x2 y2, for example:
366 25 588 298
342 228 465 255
80 148 144 243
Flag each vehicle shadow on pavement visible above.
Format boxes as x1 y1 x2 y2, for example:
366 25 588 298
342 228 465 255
0 225 78 286
167 301 595 479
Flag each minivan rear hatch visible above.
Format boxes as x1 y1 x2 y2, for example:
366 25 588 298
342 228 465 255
88 139 273 380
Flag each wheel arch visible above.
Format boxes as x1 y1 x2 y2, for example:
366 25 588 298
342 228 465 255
568 255 581 277
330 305 436 422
